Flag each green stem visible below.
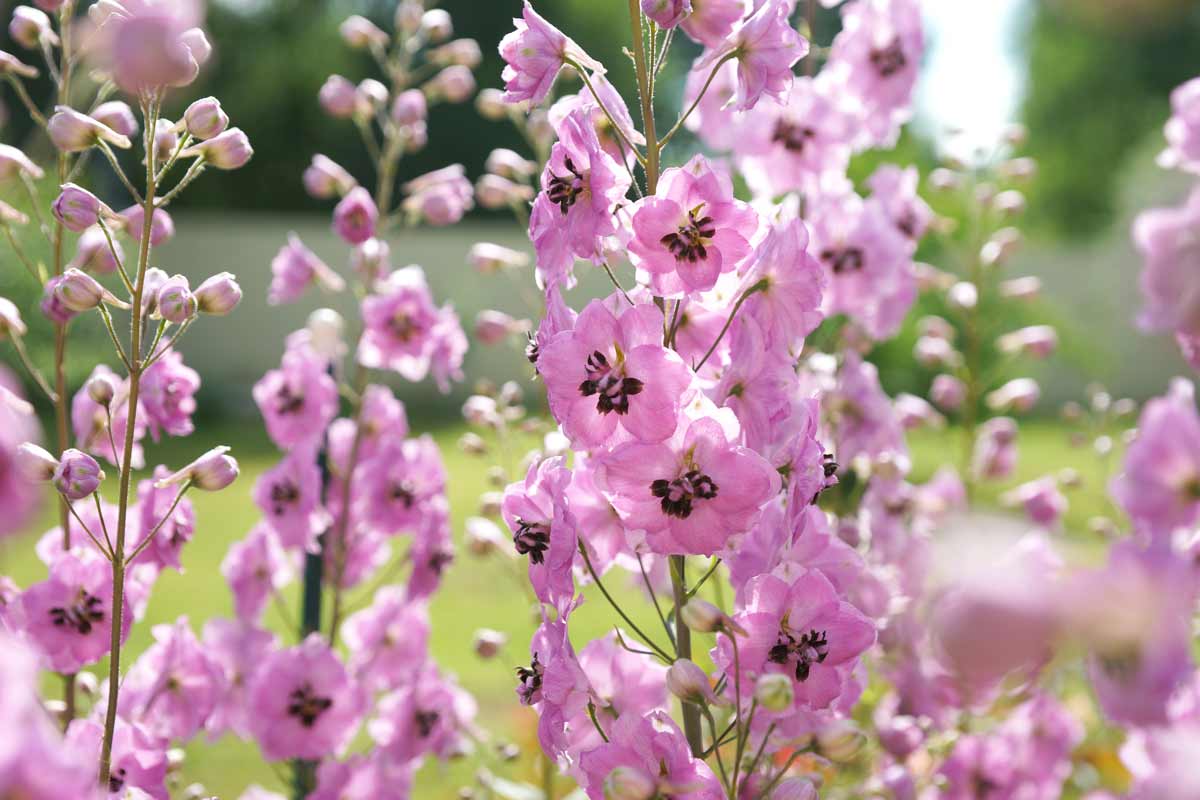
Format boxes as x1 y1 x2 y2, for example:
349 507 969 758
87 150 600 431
579 542 673 662
670 555 704 757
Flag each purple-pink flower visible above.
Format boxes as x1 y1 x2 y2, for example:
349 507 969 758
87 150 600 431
499 2 603 107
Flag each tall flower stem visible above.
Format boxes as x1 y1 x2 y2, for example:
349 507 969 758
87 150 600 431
670 555 704 757
628 0 659 194
53 0 78 729
98 94 160 789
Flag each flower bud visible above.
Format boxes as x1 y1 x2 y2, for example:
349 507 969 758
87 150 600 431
986 378 1040 413
913 335 961 369
155 274 197 324
54 268 128 312
339 15 388 50
86 372 118 407
10 6 57 49
48 106 131 152
16 442 58 481
350 238 390 282
980 227 1022 268
67 227 120 276
998 156 1037 181
181 128 252 170
139 268 169 316
421 9 452 41
0 50 38 79
999 275 1041 300
182 96 228 140
603 767 656 800
156 446 239 491
333 187 378 245
356 79 388 115
993 189 1025 216
396 1 422 33
815 720 865 762
930 374 966 411
485 148 537 180
475 174 533 209
0 144 43 181
666 659 716 705
120 205 175 245
318 75 357 118
474 309 528 345
0 297 27 338
432 38 482 69
428 65 475 103
680 598 744 635
464 516 506 555
479 491 503 517
53 448 105 499
91 101 138 138
475 88 508 121
303 154 357 199
997 325 1057 359
754 673 795 712
458 432 488 455
473 628 507 659
305 308 346 360
391 89 427 125
40 276 77 324
468 242 528 274
194 272 242 315
946 281 977 310
52 183 107 233
152 117 179 163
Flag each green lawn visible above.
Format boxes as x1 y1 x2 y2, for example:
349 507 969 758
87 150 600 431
0 417 1122 798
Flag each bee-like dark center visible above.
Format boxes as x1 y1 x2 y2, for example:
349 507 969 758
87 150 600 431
773 120 818 153
650 469 719 520
870 38 907 78
287 683 333 728
768 628 830 682
270 480 300 515
513 518 551 565
49 589 105 635
516 653 544 706
661 206 717 264
547 156 586 215
819 246 866 274
579 350 644 416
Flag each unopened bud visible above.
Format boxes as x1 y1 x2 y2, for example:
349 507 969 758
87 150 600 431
16 442 58 481
421 9 452 41
156 446 239 491
666 659 715 705
183 97 229 140
86 373 118 407
754 673 794 712
53 448 105 500
816 720 865 762
194 272 242 315
603 766 656 800
473 628 507 658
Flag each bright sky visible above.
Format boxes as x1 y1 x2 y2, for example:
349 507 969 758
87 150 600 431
915 0 1029 163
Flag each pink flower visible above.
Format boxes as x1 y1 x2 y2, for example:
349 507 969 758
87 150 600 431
824 0 924 146
642 0 692 29
131 466 196 571
65 717 167 799
72 364 145 468
309 754 416 800
579 631 670 719
120 204 175 245
596 415 780 555
117 616 222 741
341 588 430 691
332 186 378 245
548 73 644 167
140 348 199 440
221 524 294 622
369 664 477 763
972 416 1018 481
247 634 367 761
694 0 808 112
738 217 826 351
716 570 875 711
253 446 328 551
1002 476 1067 528
359 434 447 535
808 189 915 340
829 353 908 467
530 109 630 289
578 711 724 800
567 456 634 576
304 154 357 199
357 267 445 382
499 2 603 106
202 618 278 739
1133 186 1200 338
89 0 210 93
1110 381 1200 539
1159 76 1200 173
538 298 693 449
517 618 593 768
502 456 578 611
401 165 475 226
627 154 759 296
253 342 339 450
68 226 123 274
867 163 931 240
16 549 132 672
681 0 750 47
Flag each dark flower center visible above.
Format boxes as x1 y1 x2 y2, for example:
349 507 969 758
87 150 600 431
547 156 586 214
661 205 717 264
773 120 818 153
414 709 440 738
287 683 333 727
513 518 551 565
270 481 300 515
650 470 719 520
389 481 417 508
108 768 127 794
276 384 306 415
870 38 907 77
525 333 540 366
579 350 644 416
516 653 544 705
428 549 454 576
768 628 829 682
49 589 105 635
389 312 421 342
810 453 839 505
819 246 865 274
